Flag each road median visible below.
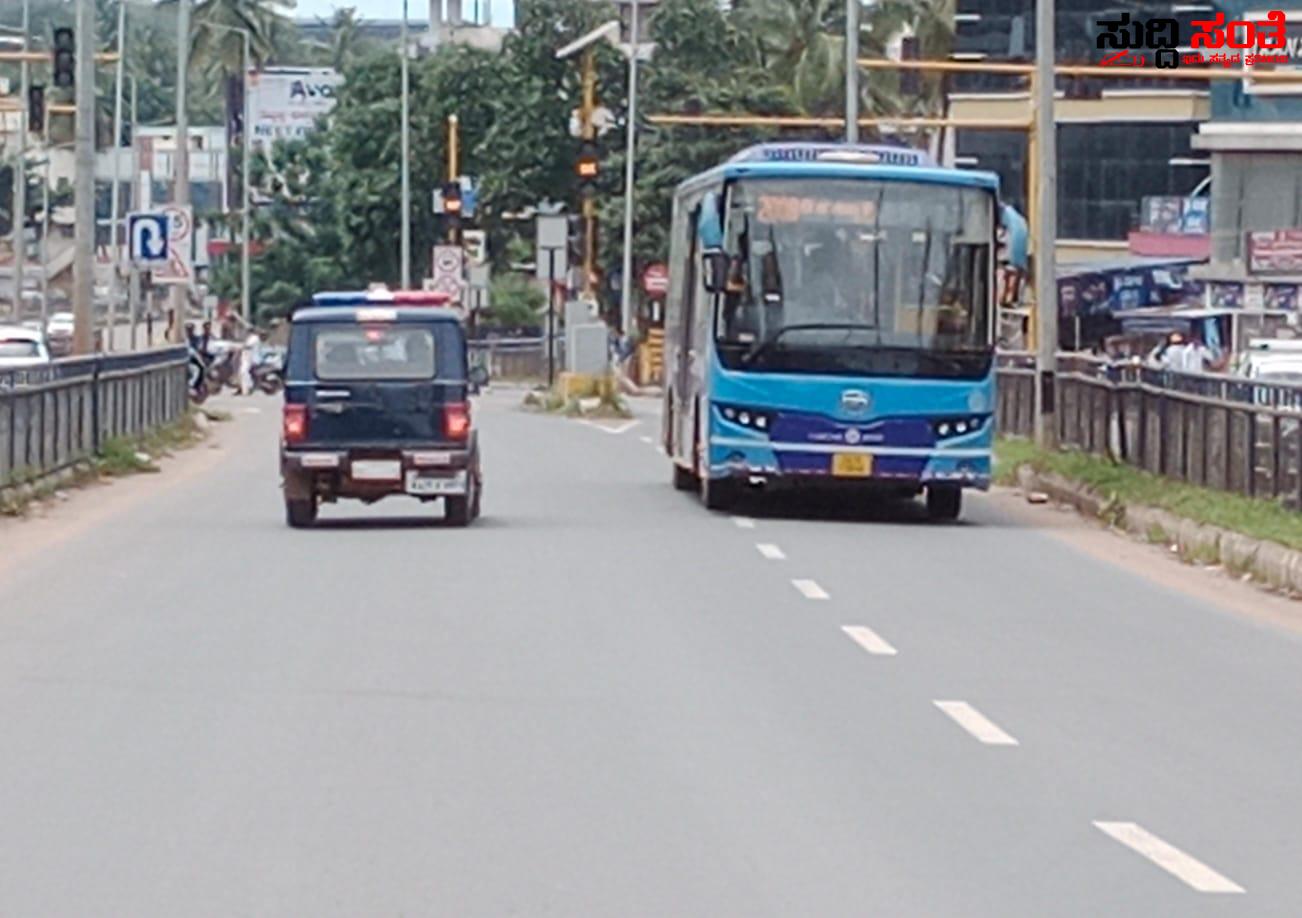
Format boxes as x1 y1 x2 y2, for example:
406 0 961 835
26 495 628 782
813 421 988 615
997 437 1302 597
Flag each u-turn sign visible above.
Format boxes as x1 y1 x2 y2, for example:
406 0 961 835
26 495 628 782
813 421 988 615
128 212 170 266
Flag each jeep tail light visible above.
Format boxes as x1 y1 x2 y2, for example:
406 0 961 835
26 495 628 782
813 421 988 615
444 402 470 440
283 403 308 444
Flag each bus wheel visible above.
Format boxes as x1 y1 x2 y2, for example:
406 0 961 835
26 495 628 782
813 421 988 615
673 463 698 492
925 485 962 522
702 474 738 511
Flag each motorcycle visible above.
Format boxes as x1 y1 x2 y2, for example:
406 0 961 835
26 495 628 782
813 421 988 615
251 357 283 394
187 345 209 404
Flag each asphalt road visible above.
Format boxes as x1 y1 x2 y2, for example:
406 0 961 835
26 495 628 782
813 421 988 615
1 390 1300 916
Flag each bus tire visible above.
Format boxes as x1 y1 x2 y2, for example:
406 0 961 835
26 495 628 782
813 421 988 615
673 463 698 492
701 474 738 511
925 485 962 522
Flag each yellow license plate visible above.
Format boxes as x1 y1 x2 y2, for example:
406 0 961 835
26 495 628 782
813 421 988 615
832 453 873 477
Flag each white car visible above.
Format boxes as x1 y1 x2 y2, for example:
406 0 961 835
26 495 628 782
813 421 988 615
45 311 75 357
0 325 52 369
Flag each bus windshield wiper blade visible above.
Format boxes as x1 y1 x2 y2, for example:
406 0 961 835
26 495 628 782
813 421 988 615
741 323 879 366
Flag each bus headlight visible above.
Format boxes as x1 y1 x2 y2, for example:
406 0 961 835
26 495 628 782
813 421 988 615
933 415 988 440
716 403 774 434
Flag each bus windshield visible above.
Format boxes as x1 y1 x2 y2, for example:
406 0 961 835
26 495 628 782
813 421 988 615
716 178 994 378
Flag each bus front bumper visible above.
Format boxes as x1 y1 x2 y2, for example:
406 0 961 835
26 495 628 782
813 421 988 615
706 438 992 490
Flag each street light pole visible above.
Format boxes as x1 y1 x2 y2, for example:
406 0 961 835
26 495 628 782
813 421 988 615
400 0 412 289
1033 0 1057 447
107 0 127 351
618 0 640 338
14 0 29 315
241 28 251 326
170 0 191 344
845 0 859 144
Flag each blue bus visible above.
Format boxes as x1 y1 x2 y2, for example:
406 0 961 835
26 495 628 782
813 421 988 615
662 142 1028 520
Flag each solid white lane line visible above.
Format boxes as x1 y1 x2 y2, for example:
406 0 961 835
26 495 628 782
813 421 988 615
841 625 897 656
792 579 829 600
732 516 757 529
756 543 786 560
1093 822 1245 894
933 701 1019 746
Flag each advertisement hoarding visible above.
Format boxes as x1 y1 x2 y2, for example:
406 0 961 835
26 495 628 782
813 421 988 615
248 67 343 148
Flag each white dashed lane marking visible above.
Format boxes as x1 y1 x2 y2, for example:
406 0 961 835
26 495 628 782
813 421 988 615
1093 822 1244 894
756 543 786 560
732 516 757 529
841 625 897 656
933 701 1019 746
791 579 829 600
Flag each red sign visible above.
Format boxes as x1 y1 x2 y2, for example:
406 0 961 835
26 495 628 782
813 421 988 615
643 263 670 298
1247 230 1302 274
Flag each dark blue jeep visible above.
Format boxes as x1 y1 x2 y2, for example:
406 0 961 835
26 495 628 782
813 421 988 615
279 291 482 527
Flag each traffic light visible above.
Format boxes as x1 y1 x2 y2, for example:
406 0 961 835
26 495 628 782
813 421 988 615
27 85 44 134
577 140 599 198
442 180 462 244
52 28 75 89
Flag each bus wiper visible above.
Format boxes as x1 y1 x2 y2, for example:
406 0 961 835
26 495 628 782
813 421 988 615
740 322 878 367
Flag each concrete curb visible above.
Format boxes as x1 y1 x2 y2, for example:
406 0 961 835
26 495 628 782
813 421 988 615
1012 465 1302 597
0 461 97 515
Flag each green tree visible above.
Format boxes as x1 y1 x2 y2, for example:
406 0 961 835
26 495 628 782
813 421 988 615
486 272 546 329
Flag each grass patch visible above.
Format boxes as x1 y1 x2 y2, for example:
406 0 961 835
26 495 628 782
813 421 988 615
996 436 1302 551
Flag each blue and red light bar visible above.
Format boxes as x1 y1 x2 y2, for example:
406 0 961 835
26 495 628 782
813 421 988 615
311 288 452 308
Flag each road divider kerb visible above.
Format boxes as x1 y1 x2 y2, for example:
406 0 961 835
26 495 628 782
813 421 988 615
1014 466 1302 599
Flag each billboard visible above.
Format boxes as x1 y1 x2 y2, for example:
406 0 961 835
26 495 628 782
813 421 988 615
247 67 343 147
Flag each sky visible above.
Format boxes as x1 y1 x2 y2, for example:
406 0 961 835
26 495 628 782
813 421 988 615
292 0 515 27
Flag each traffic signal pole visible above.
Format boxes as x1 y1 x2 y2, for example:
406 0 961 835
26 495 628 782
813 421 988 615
581 47 597 299
71 0 95 355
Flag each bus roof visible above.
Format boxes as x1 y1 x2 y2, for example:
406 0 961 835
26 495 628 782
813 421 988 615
676 145 1000 198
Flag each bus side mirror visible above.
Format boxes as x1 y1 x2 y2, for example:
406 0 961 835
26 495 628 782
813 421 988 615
702 251 728 293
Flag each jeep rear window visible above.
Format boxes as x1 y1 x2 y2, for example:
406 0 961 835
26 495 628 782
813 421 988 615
313 326 436 380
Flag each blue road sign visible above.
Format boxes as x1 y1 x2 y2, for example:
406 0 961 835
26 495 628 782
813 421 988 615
128 212 170 265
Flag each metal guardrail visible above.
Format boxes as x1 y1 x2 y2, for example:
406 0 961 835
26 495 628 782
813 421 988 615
469 336 565 381
0 346 189 488
997 352 1302 507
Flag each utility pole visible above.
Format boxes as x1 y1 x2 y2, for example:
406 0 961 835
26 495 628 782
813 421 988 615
107 0 127 351
240 28 251 325
617 0 640 338
1033 0 1057 447
844 0 859 144
400 0 411 289
170 0 191 344
72 0 95 355
14 0 29 317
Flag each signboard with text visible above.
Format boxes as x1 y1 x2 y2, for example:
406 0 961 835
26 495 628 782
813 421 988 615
248 67 343 148
1248 229 1302 273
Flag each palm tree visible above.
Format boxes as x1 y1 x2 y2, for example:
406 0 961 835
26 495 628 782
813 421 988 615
860 0 955 153
310 8 373 73
191 0 295 76
744 0 846 116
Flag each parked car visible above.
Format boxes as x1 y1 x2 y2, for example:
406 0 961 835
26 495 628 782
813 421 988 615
0 324 52 369
45 312 75 358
